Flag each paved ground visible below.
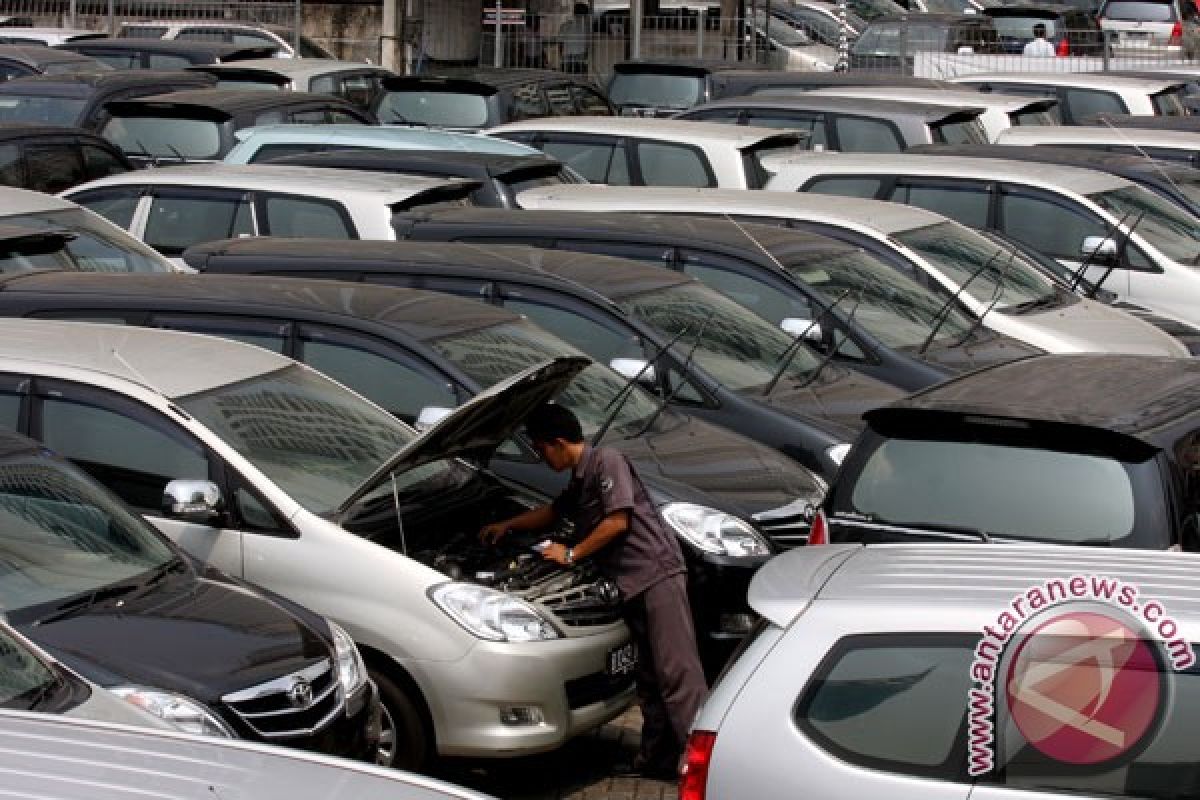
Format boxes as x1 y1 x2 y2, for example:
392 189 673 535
431 708 679 799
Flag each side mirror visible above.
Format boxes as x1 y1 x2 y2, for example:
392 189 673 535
162 479 223 524
415 406 453 431
781 317 824 343
1081 235 1118 263
609 357 657 385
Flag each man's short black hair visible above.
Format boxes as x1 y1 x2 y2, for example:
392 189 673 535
526 403 584 445
1033 22 1047 36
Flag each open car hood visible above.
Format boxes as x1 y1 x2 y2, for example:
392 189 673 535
337 356 589 516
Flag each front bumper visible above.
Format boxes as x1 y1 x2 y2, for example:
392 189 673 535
410 624 635 758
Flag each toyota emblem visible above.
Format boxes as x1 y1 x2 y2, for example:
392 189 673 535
286 677 314 709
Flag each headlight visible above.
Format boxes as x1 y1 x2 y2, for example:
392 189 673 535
826 443 852 466
329 621 367 694
660 503 772 557
429 583 560 642
110 686 235 738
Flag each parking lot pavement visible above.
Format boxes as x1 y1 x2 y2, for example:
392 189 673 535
431 708 679 800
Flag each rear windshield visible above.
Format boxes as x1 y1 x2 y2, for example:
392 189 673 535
608 73 704 110
102 116 223 160
375 90 490 128
0 94 85 126
1099 0 1177 20
0 208 169 273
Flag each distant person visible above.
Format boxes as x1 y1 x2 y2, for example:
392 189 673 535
1023 23 1057 57
559 2 591 74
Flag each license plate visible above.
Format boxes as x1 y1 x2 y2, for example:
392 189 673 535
607 642 637 676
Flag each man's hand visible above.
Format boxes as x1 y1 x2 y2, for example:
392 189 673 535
479 521 509 545
541 543 570 565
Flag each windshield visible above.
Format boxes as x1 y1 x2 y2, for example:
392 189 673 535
0 454 176 615
618 281 823 393
375 91 490 128
431 321 664 439
1162 172 1200 212
0 95 85 126
101 116 223 160
784 248 976 349
179 365 415 514
609 73 704 110
1088 184 1200 265
894 221 1058 309
0 624 60 710
0 208 169 273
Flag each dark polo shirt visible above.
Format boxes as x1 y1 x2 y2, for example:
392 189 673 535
553 444 686 599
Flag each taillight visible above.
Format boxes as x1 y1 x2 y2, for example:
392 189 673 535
808 508 829 546
680 730 717 800
1170 20 1183 43
1056 36 1070 55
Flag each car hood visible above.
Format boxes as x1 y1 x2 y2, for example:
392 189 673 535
905 329 1044 374
1000 296 1189 356
15 569 331 702
755 365 904 433
338 356 589 516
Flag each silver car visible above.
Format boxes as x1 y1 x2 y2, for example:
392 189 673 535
688 543 1200 799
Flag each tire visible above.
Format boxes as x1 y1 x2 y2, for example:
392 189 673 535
370 668 431 772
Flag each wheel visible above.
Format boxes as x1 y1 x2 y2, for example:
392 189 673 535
369 668 431 772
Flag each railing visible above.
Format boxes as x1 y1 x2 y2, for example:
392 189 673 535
0 0 298 39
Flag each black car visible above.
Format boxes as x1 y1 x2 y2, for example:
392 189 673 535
97 88 376 166
395 208 1039 391
262 149 578 209
982 3 1105 55
55 38 278 70
0 123 130 192
182 237 903 479
371 69 613 130
817 354 1200 552
0 427 381 759
0 45 105 81
0 69 216 130
0 270 827 673
850 13 1000 72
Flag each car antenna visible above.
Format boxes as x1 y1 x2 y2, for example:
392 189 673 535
1087 211 1145 299
793 294 863 391
1094 114 1191 200
916 250 1000 358
110 346 159 395
626 310 718 440
762 289 852 399
948 245 1017 349
592 321 697 447
1065 207 1136 293
390 472 408 557
721 212 793 275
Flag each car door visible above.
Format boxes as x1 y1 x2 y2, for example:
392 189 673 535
253 192 356 239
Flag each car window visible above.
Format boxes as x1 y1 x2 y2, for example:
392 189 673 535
544 84 576 116
152 315 288 354
147 53 193 70
23 144 86 193
540 138 631 184
0 375 21 431
607 72 704 110
70 188 140 230
0 143 20 185
261 195 353 239
0 95 86 126
751 113 829 148
1063 87 1129 119
503 294 649 370
890 181 991 229
635 141 714 187
375 90 490 127
0 207 167 273
998 187 1108 260
1100 0 1178 20
0 59 32 82
121 25 167 38
289 109 329 124
232 31 276 48
177 27 230 42
82 143 128 180
144 192 253 256
681 252 816 326
330 73 377 108
803 176 884 199
832 116 902 152
1152 88 1188 117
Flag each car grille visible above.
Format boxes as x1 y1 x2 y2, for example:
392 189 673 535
754 499 817 550
539 579 624 628
221 658 344 740
565 670 635 710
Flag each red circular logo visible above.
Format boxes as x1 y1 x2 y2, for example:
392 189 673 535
1005 611 1162 766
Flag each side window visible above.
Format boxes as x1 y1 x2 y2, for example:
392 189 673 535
1063 88 1128 120
147 53 193 70
231 31 276 48
0 374 25 432
82 144 128 180
37 383 210 511
680 251 814 327
70 187 141 230
329 110 366 124
998 187 1107 260
372 273 493 301
635 141 715 188
554 240 674 267
259 194 353 239
748 112 829 149
0 143 21 186
254 110 285 126
890 181 991 229
144 190 252 256
540 138 631 185
246 142 328 163
298 328 458 424
832 116 902 152
502 292 647 369
510 82 550 120
0 59 30 82
333 73 376 108
803 176 884 199
152 315 288 354
23 144 86 193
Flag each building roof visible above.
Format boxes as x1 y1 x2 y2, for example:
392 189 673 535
488 116 803 148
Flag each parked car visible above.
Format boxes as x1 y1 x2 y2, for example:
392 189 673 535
395 208 1041 390
0 45 106 81
223 123 542 165
950 72 1189 122
0 317 635 770
0 423 381 759
677 94 991 150
745 10 841 71
183 237 904 479
188 58 393 109
263 150 577 208
1097 0 1199 57
606 59 761 116
0 709 493 799
1081 110 1200 129
62 164 478 261
0 124 130 192
996 124 1200 164
691 543 1200 799
55 39 278 70
849 13 1001 72
982 3 1105 55
118 20 334 60
770 0 868 47
703 70 952 101
0 69 216 130
0 187 171 273
818 354 1200 551
371 70 614 130
0 271 825 671
0 27 105 47
515 184 1187 355
96 89 375 166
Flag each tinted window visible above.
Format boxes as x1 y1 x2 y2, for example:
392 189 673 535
1089 184 1200 264
998 188 1107 259
177 28 229 42
71 188 139 230
1063 88 1128 118
931 117 989 143
289 109 329 124
217 77 284 92
144 193 253 256
571 85 611 114
544 84 575 115
891 181 991 229
503 295 647 369
121 25 167 38
24 144 85 193
804 176 883 199
510 82 550 120
852 22 948 55
231 31 276 48
636 141 714 187
540 139 630 184
147 53 193 70
989 14 1060 37
0 95 86 126
82 144 128 180
247 142 347 163
1100 0 1177 19
262 195 352 238
833 116 902 152
331 73 377 108
375 91 489 128
102 116 223 160
607 73 703 110
682 254 815 326
0 208 167 273
153 316 287 354
1153 89 1188 117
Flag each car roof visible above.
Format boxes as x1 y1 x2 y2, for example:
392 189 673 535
58 38 272 56
382 68 590 93
267 148 561 180
907 142 1200 180
0 45 96 65
1083 113 1200 131
771 151 1130 194
515 184 947 233
954 71 1186 91
195 58 388 81
105 88 355 116
0 271 520 343
694 93 985 121
0 122 114 141
0 316 291 398
806 86 1055 112
750 543 1200 627
713 72 951 94
997 125 1200 146
0 69 214 97
488 116 802 148
230 123 538 154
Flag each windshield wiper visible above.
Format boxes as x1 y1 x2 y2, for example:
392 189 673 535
592 322 697 448
1066 208 1137 294
762 289 851 399
792 296 863 392
950 249 1017 346
34 580 141 627
916 251 1000 357
626 311 716 440
1086 211 1145 300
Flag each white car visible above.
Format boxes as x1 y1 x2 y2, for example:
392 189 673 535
0 318 635 769
949 72 1189 123
515 184 1186 356
62 164 478 264
0 27 105 46
768 151 1200 327
119 20 333 59
489 116 806 188
189 58 394 108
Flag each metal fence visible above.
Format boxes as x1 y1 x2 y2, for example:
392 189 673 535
0 0 299 32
